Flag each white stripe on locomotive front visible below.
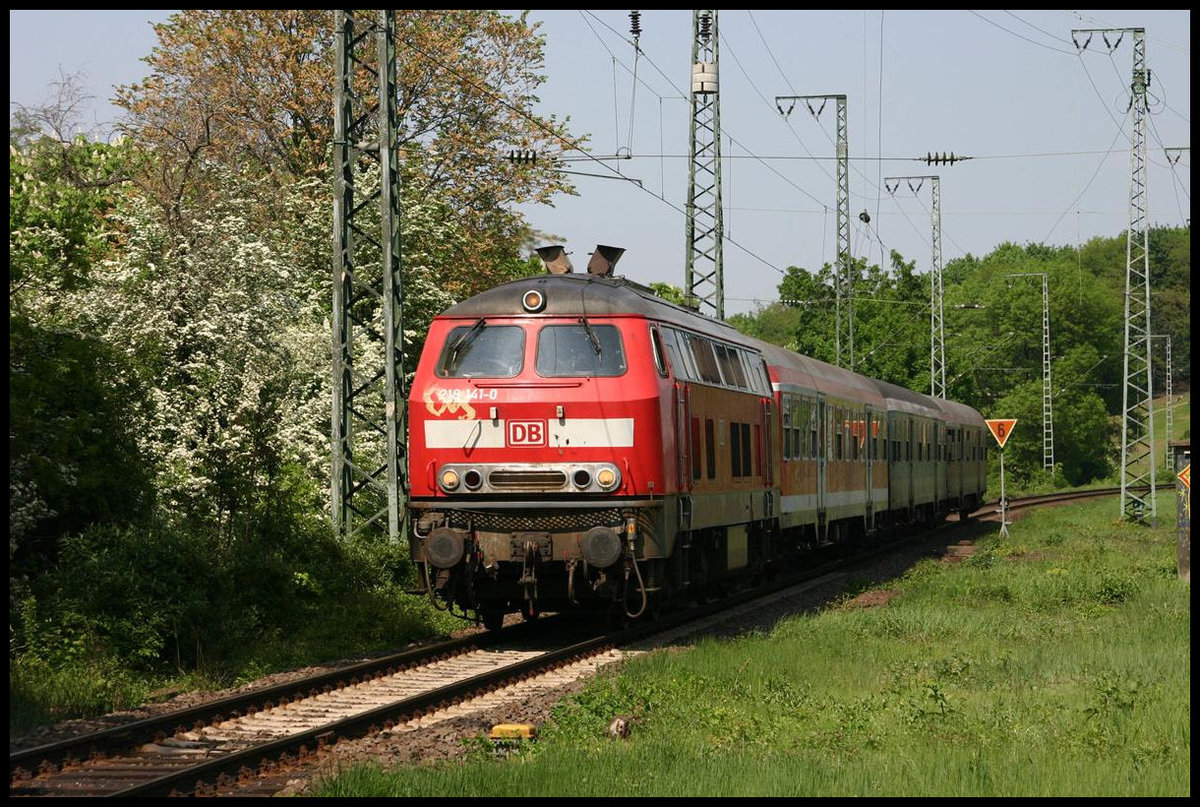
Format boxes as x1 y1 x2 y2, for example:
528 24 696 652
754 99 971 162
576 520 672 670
424 417 636 449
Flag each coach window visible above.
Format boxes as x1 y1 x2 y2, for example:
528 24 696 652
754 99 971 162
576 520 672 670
796 399 806 460
810 402 820 459
781 398 792 461
835 408 844 461
536 323 626 377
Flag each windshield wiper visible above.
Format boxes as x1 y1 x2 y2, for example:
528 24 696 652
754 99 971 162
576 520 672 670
449 318 487 368
578 316 602 357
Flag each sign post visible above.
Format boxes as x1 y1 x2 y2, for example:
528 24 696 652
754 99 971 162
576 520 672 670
986 419 1017 538
1174 441 1190 583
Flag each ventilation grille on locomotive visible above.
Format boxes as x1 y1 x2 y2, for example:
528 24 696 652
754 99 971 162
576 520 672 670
449 508 623 533
488 470 568 490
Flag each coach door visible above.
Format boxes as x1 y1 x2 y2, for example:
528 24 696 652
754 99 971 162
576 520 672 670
816 397 827 529
865 407 874 531
934 422 944 515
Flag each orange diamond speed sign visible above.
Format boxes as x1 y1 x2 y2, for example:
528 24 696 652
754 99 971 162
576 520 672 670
985 419 1017 449
1180 463 1191 491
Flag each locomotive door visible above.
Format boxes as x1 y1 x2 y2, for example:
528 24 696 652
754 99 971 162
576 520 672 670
674 382 693 531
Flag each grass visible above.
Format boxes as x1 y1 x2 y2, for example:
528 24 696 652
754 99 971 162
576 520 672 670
311 497 1190 797
9 589 467 735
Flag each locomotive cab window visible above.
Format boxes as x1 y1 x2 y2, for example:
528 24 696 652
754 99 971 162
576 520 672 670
437 322 525 378
536 323 627 377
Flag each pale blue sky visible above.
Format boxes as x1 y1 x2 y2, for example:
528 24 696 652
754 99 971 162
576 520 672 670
10 10 1191 316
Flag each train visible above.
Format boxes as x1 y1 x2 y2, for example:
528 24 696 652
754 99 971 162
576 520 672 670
408 245 989 629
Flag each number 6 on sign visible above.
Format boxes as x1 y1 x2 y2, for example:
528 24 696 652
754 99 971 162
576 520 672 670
986 419 1017 449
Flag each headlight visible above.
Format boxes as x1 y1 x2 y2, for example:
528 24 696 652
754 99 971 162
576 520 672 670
521 289 546 313
439 468 460 491
596 467 619 491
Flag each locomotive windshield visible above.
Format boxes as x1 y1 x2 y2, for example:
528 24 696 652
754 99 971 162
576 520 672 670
436 322 524 378
536 323 626 377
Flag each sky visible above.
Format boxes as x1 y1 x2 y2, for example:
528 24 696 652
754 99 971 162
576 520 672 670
9 10 1191 317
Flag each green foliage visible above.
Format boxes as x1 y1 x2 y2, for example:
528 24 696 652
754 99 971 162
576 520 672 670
10 514 460 729
9 652 151 732
313 498 1189 796
729 228 1189 488
9 134 133 309
649 281 687 306
9 318 152 561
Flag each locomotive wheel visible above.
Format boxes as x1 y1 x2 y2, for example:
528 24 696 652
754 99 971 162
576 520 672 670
692 552 714 604
521 601 539 622
606 603 632 632
481 608 505 631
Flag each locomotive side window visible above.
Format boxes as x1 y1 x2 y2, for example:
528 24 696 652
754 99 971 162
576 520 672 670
705 418 716 479
741 422 752 476
650 326 669 377
437 323 525 378
753 357 771 394
729 421 742 477
536 324 626 377
689 336 723 385
691 417 702 480
715 344 748 389
668 330 694 381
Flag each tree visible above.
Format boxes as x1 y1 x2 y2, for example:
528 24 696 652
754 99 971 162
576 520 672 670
10 107 148 566
114 9 580 291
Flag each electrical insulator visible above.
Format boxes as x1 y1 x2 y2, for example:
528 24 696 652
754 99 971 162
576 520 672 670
629 10 641 39
508 149 537 165
699 12 711 42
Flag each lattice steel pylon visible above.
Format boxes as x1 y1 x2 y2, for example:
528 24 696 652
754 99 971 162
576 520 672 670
331 10 406 543
776 93 851 367
1007 273 1054 470
1073 27 1155 523
884 174 945 398
684 10 725 319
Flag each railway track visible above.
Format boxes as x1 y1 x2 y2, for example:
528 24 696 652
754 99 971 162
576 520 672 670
10 485 1154 797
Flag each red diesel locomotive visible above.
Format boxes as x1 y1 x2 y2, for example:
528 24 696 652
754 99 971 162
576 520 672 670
408 246 988 629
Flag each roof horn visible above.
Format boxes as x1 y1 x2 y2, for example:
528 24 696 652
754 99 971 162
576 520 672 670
535 245 573 274
586 245 625 277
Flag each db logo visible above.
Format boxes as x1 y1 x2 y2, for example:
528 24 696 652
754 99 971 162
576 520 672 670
507 420 547 447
